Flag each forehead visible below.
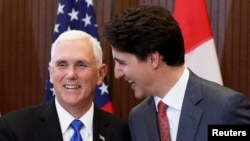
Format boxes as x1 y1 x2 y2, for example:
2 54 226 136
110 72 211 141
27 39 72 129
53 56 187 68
52 39 95 61
56 38 91 48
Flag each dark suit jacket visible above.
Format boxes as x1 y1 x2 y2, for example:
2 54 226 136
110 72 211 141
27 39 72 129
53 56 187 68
0 126 18 141
0 98 131 141
129 70 250 141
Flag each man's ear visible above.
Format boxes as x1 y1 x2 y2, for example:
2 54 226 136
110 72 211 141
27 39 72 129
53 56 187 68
48 62 54 83
149 52 161 68
97 64 108 85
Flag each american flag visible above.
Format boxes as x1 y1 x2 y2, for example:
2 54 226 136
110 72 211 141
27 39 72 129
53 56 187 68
44 0 114 113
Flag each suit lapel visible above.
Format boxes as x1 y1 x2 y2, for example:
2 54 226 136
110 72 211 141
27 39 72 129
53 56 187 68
93 106 110 141
33 98 63 141
176 71 203 141
144 97 160 141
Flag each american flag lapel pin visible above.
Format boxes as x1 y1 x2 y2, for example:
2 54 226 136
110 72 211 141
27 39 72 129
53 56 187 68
99 134 105 141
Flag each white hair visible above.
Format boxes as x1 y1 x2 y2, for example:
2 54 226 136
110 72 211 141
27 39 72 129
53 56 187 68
50 30 103 67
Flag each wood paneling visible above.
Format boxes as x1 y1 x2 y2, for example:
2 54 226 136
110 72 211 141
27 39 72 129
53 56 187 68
107 0 141 119
0 0 250 120
221 0 250 98
0 0 46 115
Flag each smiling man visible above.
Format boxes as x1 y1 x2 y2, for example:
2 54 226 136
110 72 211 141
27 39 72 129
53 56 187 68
0 30 131 141
102 5 250 141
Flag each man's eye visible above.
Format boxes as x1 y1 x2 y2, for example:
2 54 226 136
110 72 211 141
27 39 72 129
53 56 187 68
114 58 126 66
118 61 126 65
77 63 88 68
57 62 67 67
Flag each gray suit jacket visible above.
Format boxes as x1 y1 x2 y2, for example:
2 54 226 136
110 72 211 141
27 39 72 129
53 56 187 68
129 70 250 141
0 98 131 141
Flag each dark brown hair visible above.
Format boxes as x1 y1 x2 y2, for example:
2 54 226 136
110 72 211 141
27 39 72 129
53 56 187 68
102 5 184 66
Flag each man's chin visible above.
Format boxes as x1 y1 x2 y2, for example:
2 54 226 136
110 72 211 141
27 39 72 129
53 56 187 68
134 93 146 99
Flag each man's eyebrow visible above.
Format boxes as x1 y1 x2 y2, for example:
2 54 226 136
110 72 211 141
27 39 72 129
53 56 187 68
113 57 119 61
55 59 66 63
113 57 123 62
113 57 127 64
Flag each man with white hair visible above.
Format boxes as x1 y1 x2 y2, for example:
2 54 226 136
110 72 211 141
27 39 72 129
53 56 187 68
0 30 131 141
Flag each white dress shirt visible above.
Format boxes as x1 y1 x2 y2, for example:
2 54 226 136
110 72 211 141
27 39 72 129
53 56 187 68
154 66 189 141
55 99 94 141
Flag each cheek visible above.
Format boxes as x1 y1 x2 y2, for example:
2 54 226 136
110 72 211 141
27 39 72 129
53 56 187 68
49 69 56 83
79 70 99 82
50 74 61 83
50 70 65 82
129 66 151 82
79 73 93 81
123 66 139 75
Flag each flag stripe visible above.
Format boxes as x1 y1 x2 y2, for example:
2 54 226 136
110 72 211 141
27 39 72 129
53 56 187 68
101 102 114 113
174 0 212 53
174 0 223 85
185 39 223 84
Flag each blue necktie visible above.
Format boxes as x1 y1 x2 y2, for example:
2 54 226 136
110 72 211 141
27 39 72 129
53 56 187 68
70 119 83 141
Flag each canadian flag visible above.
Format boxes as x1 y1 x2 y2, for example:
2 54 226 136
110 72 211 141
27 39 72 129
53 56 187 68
173 0 223 85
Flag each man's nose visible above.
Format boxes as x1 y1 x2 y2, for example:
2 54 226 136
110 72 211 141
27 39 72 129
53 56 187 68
66 66 77 79
114 64 124 79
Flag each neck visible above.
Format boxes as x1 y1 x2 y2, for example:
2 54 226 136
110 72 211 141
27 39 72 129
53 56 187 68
154 64 185 98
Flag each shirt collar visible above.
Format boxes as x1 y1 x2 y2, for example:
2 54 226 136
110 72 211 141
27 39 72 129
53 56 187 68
55 98 94 136
155 66 189 111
